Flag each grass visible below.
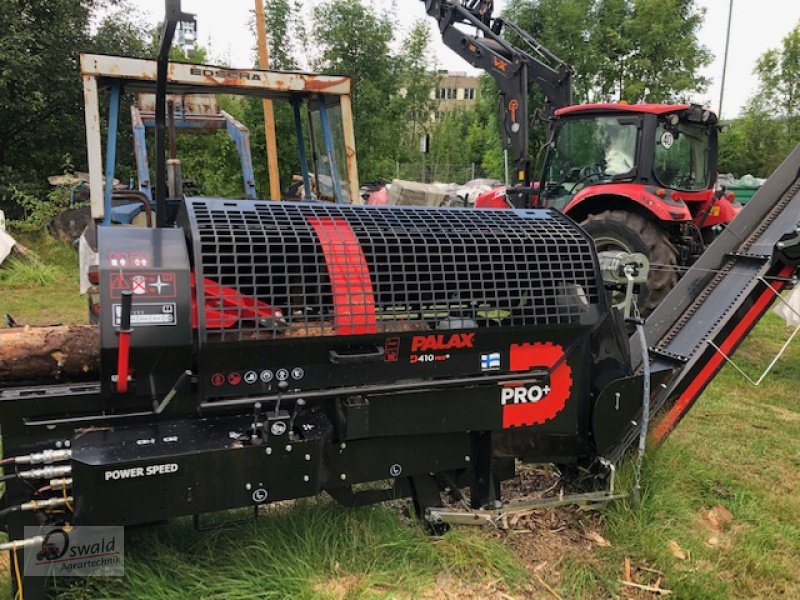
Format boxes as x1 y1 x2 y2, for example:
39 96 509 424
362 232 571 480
51 503 528 600
1 236 798 598
562 312 800 599
0 233 86 326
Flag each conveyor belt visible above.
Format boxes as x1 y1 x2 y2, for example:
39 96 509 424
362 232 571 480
611 144 800 461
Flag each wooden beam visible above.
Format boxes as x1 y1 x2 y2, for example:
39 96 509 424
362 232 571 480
82 75 104 220
254 0 282 200
340 93 361 204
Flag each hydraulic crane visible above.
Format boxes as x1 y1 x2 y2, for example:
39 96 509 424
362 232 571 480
424 0 740 313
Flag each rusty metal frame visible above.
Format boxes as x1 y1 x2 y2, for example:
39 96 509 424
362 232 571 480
131 104 258 201
80 53 361 219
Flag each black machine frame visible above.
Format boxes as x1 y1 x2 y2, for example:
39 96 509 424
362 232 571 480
2 1 800 598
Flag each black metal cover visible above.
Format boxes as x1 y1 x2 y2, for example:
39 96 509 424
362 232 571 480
182 198 603 342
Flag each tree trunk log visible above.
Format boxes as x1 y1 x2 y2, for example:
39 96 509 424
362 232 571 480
0 325 99 382
0 320 430 384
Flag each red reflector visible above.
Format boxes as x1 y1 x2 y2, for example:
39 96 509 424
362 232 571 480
87 267 100 285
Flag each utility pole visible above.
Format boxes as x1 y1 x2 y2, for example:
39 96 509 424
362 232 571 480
719 0 734 119
254 0 281 200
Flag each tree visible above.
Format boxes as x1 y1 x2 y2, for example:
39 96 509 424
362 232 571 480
503 0 710 105
396 20 439 164
753 22 800 140
719 22 800 178
717 106 787 178
0 0 160 216
241 0 307 194
310 0 403 180
0 0 106 210
619 0 711 103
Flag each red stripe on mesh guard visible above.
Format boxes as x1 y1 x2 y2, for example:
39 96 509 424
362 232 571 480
308 216 377 335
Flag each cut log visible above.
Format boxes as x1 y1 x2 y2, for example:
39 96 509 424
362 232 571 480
0 325 99 382
0 320 430 383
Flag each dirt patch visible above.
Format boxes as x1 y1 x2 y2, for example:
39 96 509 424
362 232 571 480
481 465 612 597
696 504 736 549
764 404 800 423
312 574 366 599
417 573 524 599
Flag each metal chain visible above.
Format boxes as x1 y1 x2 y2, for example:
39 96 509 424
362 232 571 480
632 295 650 506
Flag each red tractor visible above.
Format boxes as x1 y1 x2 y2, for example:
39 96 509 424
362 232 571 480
425 1 739 312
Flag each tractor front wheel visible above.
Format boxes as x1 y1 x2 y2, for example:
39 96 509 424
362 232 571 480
581 210 678 315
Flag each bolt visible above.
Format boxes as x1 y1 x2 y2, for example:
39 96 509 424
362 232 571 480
285 444 293 452
304 454 311 461
340 442 347 450
245 483 252 491
631 420 638 426
64 440 71 448
340 473 347 481
465 456 471 462
55 441 63 449
303 475 310 482
265 447 273 455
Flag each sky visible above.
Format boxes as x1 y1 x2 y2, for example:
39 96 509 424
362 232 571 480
130 0 800 120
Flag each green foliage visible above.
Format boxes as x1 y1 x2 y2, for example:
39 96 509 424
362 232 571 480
262 0 303 71
718 22 800 177
0 233 84 326
504 0 710 104
718 105 791 177
310 1 406 181
5 185 72 233
0 0 99 210
616 0 711 103
755 23 800 130
0 258 58 286
397 21 439 159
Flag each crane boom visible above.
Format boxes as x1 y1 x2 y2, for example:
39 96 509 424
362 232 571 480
423 0 574 186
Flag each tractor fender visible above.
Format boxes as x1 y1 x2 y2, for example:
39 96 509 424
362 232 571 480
564 183 692 223
475 186 511 208
701 192 741 228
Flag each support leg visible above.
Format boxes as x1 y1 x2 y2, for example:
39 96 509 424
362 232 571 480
470 431 497 509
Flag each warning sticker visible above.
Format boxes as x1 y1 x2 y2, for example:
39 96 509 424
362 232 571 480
109 272 177 299
112 302 177 327
109 252 153 268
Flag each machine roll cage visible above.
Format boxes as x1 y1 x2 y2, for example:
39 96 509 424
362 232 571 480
80 52 362 225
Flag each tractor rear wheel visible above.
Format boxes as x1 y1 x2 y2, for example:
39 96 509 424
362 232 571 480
581 210 678 315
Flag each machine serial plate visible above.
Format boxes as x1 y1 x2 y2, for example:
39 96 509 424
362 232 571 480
113 302 177 327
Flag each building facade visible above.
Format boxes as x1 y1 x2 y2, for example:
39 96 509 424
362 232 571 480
433 71 479 113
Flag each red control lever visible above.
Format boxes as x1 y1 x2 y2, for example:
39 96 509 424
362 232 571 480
116 290 133 394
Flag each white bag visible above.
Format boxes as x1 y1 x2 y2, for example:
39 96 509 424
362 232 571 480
0 228 15 267
773 285 800 327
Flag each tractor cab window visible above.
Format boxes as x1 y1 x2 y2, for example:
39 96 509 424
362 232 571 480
543 116 638 210
653 120 710 192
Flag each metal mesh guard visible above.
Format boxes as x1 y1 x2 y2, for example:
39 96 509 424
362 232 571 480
184 198 602 342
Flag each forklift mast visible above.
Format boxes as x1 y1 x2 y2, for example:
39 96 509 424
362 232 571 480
422 0 574 187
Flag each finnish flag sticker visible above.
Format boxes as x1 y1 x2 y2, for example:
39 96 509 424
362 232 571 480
481 352 501 371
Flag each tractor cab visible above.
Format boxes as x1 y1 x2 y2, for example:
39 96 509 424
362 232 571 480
526 103 738 313
539 103 719 212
